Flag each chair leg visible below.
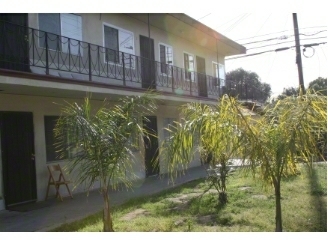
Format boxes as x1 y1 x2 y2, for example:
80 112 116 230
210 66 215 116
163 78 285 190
65 184 73 199
55 184 63 202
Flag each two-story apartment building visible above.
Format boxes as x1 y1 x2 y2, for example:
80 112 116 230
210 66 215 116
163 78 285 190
0 13 246 210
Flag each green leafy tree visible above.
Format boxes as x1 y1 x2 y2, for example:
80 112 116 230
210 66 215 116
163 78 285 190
308 77 327 96
162 91 326 231
225 68 271 102
161 96 244 204
233 90 327 231
54 92 157 232
276 87 299 100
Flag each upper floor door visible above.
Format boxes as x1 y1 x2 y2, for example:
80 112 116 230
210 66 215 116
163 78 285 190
0 14 29 72
196 56 207 97
140 35 156 89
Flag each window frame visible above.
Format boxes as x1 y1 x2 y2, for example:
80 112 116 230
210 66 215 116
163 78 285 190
44 115 66 163
212 61 226 87
37 13 83 56
183 52 195 82
102 22 135 69
158 42 174 76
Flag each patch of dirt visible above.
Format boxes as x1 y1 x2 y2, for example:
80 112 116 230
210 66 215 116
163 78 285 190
251 195 268 200
197 215 216 225
239 186 252 191
165 192 202 204
174 218 187 226
120 208 150 221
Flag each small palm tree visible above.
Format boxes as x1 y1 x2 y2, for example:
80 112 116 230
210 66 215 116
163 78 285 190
54 92 157 232
162 95 243 204
162 91 326 232
233 90 327 231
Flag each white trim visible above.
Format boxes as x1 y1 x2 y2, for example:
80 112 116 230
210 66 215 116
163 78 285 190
158 42 174 77
183 51 195 82
37 14 83 56
102 22 135 68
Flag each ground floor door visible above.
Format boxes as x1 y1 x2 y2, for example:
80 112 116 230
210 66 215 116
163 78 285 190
196 56 207 97
0 112 37 208
143 116 159 177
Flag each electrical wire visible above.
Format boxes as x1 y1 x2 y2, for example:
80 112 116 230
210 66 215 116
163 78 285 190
225 42 327 60
197 13 211 21
241 30 326 46
224 14 251 33
246 36 327 50
235 26 327 41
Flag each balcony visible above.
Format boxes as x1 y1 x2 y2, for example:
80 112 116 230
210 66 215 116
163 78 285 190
1 20 232 101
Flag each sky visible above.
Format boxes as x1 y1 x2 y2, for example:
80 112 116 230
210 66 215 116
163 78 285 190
185 12 327 97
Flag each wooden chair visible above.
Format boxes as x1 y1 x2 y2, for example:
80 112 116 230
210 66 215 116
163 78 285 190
45 164 73 201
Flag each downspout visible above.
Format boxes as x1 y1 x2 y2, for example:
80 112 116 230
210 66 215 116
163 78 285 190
216 38 221 97
147 14 153 86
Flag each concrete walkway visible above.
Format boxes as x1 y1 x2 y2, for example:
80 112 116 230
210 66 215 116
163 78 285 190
0 165 208 232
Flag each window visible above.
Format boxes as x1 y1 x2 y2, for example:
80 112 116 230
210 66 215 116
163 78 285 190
159 43 173 75
184 53 195 82
38 14 82 55
44 116 69 162
163 118 176 142
212 62 226 87
45 116 60 162
104 24 135 68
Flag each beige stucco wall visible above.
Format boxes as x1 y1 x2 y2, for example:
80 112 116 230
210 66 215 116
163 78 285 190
27 13 225 78
0 91 201 206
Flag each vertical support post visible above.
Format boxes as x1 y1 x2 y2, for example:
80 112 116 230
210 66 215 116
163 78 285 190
32 29 35 66
293 13 306 95
190 73 192 96
122 52 126 86
171 66 174 93
68 38 71 71
88 43 92 81
45 32 49 75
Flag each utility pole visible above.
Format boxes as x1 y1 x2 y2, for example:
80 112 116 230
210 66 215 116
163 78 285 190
293 13 306 95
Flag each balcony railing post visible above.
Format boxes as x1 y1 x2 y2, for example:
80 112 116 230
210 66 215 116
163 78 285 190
45 32 49 75
68 38 71 71
32 29 35 66
88 43 92 81
171 66 174 93
122 52 126 86
190 72 192 96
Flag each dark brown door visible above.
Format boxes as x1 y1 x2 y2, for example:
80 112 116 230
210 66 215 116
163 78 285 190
0 112 37 207
0 13 30 72
196 56 207 97
140 35 156 89
143 116 159 177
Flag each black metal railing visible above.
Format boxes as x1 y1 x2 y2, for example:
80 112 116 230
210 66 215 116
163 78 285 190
0 20 267 102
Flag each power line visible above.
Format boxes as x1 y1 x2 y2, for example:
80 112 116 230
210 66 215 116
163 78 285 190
246 36 327 50
241 30 326 46
236 26 327 42
225 42 327 60
224 14 251 33
197 13 211 21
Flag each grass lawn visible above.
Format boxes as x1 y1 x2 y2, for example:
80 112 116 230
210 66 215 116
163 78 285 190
51 163 327 232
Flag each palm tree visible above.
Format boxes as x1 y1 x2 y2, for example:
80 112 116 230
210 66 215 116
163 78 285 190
162 95 244 204
234 91 327 231
162 91 326 231
54 92 157 232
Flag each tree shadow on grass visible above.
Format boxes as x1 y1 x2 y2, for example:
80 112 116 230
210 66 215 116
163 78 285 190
306 164 327 232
